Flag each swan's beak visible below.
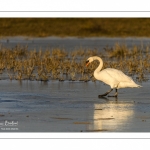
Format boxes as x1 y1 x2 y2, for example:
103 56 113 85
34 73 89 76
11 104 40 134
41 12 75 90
86 60 90 67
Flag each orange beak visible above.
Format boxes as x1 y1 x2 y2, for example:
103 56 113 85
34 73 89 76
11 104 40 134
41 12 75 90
86 61 90 67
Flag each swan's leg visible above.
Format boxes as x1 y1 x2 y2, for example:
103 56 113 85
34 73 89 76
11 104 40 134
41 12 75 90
114 89 118 97
108 89 118 97
98 89 113 97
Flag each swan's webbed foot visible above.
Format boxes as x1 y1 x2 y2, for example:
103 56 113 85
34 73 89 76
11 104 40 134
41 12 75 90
98 96 110 101
98 94 107 98
98 89 113 98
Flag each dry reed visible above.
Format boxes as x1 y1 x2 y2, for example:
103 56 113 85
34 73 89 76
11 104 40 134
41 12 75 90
0 43 149 82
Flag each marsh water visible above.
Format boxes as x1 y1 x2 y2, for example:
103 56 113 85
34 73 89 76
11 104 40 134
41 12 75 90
0 37 150 132
1 36 150 51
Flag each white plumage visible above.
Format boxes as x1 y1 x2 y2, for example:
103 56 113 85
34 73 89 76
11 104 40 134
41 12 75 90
95 68 140 89
86 56 141 97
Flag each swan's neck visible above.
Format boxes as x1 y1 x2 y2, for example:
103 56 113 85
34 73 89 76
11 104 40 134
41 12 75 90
94 56 103 73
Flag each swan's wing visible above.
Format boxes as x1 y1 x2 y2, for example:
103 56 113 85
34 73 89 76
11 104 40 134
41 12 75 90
97 68 140 89
95 68 119 85
103 68 133 82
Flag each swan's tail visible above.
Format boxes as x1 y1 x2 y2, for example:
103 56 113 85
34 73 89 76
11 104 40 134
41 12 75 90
118 82 142 88
137 84 142 88
130 83 142 88
129 80 142 88
129 82 142 88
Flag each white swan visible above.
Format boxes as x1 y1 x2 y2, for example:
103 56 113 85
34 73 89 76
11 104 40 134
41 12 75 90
86 56 141 97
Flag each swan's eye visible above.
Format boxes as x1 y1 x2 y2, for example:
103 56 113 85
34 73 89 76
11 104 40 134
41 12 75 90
86 60 89 63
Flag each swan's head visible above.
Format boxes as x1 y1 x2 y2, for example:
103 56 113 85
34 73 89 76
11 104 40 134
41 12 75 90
86 57 94 67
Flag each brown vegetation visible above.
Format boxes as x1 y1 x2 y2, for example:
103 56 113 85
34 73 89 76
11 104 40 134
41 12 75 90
1 18 150 37
0 43 149 82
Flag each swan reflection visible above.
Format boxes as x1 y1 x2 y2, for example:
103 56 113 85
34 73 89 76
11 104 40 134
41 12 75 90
88 98 134 131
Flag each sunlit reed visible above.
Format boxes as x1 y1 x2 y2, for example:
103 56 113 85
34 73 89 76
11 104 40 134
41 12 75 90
0 43 149 82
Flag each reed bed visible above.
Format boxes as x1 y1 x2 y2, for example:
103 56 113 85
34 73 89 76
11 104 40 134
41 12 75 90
0 43 149 82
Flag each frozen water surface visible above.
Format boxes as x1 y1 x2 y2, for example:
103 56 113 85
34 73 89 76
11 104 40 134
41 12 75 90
0 80 149 132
